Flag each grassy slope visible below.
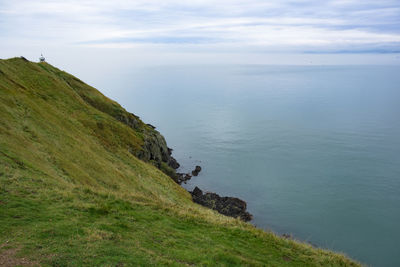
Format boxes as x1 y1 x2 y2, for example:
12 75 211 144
0 58 359 266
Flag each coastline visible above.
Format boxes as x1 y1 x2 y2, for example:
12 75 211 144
173 163 253 222
0 57 361 266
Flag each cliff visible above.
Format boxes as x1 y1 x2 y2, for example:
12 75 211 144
0 57 359 266
27 60 180 180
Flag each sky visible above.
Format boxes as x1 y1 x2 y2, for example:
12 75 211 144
1 0 400 67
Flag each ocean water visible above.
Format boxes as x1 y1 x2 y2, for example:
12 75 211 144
97 65 400 266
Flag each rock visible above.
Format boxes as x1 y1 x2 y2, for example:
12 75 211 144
168 156 180 169
175 173 193 184
115 113 140 130
190 186 253 222
175 173 185 184
191 165 202 176
192 186 203 197
146 123 156 129
127 122 180 177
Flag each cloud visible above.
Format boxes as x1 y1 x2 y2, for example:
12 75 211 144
0 0 399 56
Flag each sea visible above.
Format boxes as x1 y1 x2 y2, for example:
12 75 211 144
94 65 400 267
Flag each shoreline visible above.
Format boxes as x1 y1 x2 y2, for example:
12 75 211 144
171 162 253 222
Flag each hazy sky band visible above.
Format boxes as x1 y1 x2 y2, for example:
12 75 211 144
1 0 400 54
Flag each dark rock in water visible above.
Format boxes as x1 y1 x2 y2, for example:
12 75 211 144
175 173 184 184
175 173 193 184
191 165 202 176
168 156 180 169
190 186 253 222
192 186 203 197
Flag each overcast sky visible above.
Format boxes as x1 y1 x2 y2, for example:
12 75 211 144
1 0 400 66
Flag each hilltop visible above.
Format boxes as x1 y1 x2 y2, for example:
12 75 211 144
0 57 359 266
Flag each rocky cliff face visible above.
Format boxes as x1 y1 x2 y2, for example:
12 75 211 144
91 100 180 177
56 66 180 177
117 112 180 170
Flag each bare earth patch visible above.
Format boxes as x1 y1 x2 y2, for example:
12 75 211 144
0 243 39 267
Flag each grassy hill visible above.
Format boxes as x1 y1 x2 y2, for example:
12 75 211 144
0 57 359 266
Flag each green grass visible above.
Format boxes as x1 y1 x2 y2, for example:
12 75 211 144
0 57 360 266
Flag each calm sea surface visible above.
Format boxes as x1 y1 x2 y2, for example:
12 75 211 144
97 65 400 266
